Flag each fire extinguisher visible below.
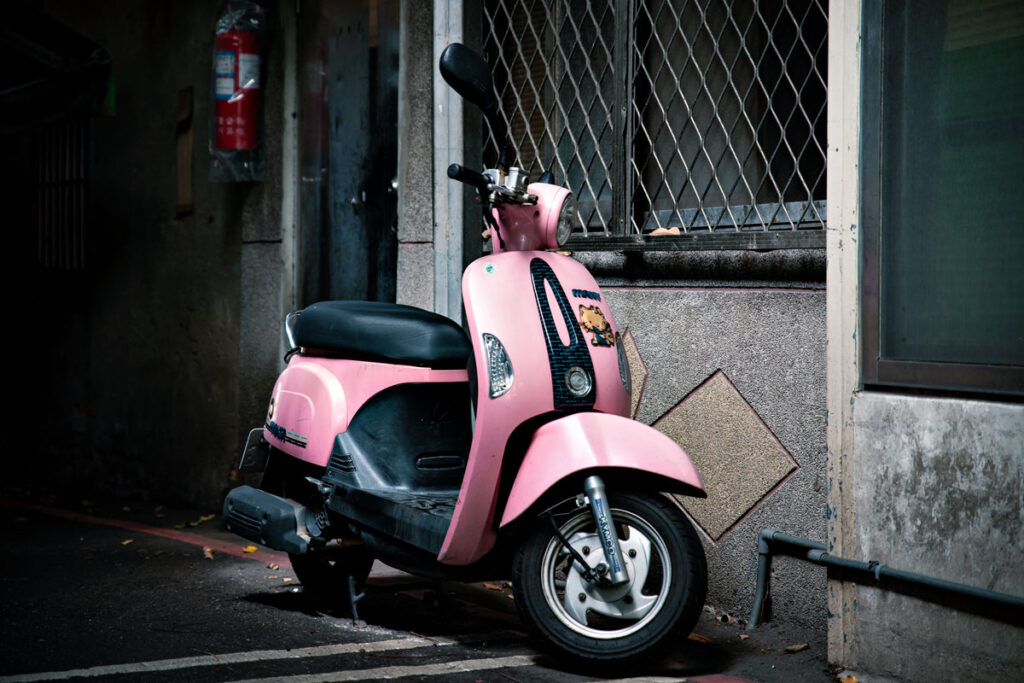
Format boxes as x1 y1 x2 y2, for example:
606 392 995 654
213 21 260 150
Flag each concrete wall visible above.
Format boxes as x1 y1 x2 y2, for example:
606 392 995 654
850 394 1024 680
8 0 290 508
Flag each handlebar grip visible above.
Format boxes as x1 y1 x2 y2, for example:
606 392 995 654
447 163 491 191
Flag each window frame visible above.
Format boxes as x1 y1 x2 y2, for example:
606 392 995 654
859 0 1024 397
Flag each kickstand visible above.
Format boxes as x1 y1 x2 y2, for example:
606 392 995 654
347 574 366 623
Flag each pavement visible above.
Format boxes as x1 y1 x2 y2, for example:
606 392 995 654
0 492 838 683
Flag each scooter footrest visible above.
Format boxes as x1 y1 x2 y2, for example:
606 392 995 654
328 486 456 555
223 485 309 555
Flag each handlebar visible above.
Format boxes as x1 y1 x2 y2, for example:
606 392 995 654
447 163 492 192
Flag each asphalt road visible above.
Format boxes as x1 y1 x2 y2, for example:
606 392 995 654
0 496 834 683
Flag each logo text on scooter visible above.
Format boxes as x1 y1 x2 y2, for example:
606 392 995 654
264 420 308 449
571 288 601 302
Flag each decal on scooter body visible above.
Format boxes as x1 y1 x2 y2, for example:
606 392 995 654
578 304 615 347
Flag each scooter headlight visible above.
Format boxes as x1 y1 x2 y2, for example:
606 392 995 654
483 333 514 398
555 194 577 246
565 366 593 398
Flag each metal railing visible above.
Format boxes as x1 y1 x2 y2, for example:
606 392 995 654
483 0 828 250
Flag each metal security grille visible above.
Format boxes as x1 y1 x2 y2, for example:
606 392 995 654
483 0 827 249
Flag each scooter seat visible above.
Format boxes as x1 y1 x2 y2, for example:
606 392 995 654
292 300 471 369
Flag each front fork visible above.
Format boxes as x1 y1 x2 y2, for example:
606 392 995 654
583 475 630 585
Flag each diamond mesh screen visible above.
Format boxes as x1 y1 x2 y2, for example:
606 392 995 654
483 0 827 242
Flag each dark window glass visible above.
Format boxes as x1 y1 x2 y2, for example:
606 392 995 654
863 0 1024 394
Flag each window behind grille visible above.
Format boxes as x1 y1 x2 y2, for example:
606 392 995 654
483 0 827 249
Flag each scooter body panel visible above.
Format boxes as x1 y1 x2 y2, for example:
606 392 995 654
438 250 629 565
498 412 706 527
264 355 468 467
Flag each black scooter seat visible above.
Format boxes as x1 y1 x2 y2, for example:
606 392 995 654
292 300 471 369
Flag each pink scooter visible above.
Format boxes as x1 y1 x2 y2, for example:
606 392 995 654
224 43 707 666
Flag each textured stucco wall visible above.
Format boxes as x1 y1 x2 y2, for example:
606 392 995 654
603 284 828 628
850 393 1024 681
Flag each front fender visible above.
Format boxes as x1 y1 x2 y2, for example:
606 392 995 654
499 412 705 527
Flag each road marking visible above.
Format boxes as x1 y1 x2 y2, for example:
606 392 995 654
0 631 529 683
0 637 431 682
227 655 538 682
0 499 289 567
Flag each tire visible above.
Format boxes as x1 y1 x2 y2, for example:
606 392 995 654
512 491 707 667
289 545 375 599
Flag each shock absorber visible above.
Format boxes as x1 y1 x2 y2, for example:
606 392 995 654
583 475 630 585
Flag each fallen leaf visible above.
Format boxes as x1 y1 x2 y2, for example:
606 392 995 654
187 513 217 528
840 677 858 683
203 547 215 560
649 226 681 236
738 633 750 640
783 643 809 654
173 523 186 529
120 539 135 546
242 545 258 553
282 577 293 582
483 583 504 591
687 633 713 644
267 562 280 570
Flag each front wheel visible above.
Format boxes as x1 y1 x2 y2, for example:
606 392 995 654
511 491 706 667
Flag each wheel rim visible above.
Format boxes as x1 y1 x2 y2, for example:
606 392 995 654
539 507 672 640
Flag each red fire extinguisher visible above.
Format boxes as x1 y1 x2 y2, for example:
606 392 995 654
213 26 260 150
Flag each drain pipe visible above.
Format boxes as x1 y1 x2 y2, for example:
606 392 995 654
748 529 1024 628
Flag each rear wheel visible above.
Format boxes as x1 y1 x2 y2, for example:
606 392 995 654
262 449 375 605
512 491 706 667
289 545 374 598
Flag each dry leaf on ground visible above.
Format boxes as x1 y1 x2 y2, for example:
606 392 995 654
687 633 713 644
242 545 258 553
783 643 809 654
203 547 215 560
121 539 134 546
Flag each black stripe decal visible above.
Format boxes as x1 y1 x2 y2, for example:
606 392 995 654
530 258 596 409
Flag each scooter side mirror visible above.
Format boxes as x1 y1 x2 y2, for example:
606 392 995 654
439 43 497 115
440 43 513 169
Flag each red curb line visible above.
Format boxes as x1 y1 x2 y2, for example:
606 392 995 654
1 499 292 568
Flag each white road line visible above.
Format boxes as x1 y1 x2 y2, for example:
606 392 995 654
0 630 528 683
0 638 429 683
227 654 538 683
